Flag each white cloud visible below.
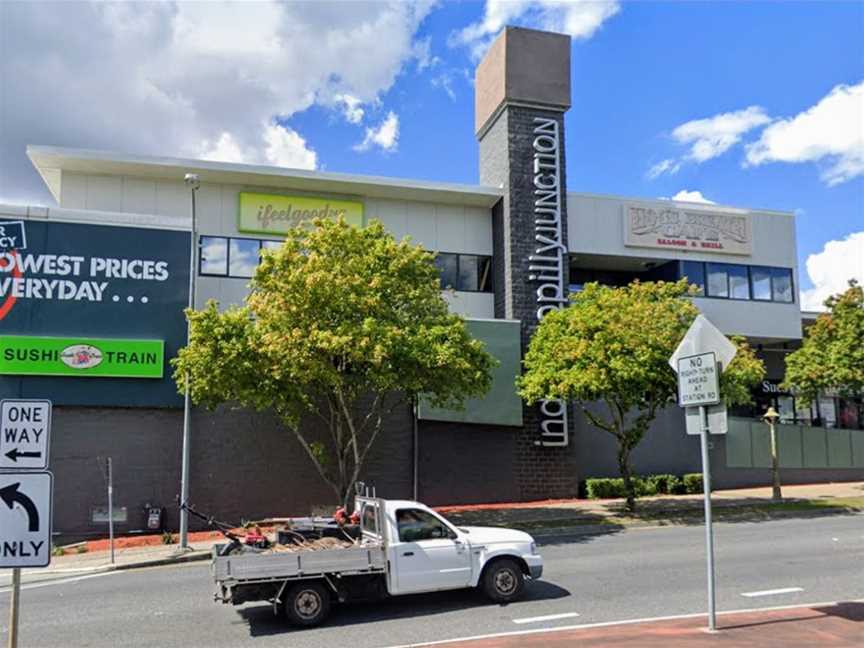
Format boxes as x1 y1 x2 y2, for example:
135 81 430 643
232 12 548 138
432 73 457 101
650 106 771 178
647 158 680 179
670 190 716 204
745 81 864 186
335 94 365 125
263 123 317 169
0 1 436 204
799 232 864 311
355 112 400 152
452 0 620 59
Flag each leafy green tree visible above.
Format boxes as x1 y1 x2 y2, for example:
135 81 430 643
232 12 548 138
517 280 764 510
784 280 864 403
173 218 495 508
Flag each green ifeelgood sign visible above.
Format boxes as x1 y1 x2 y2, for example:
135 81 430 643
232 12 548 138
0 335 164 378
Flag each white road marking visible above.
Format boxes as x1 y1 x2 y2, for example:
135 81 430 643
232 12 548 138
512 612 580 624
381 598 864 648
0 570 121 595
741 587 804 598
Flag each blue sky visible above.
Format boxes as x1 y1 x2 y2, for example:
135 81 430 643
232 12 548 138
1 1 861 309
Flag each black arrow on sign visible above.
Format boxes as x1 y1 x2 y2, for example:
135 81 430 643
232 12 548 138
4 448 42 463
0 482 40 532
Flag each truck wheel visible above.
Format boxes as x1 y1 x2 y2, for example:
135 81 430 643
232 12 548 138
284 581 331 627
481 559 524 603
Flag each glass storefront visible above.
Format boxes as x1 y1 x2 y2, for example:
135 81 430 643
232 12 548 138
737 379 864 429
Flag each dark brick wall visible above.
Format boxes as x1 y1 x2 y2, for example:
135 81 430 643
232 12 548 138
417 420 519 505
48 403 413 539
479 104 579 500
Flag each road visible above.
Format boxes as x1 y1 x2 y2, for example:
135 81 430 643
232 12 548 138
1 515 862 648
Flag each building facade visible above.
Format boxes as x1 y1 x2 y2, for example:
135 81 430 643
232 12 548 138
2 27 862 539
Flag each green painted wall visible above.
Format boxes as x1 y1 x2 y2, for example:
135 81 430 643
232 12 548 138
418 319 523 427
725 419 864 469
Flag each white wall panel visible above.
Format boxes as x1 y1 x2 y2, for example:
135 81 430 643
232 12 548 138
443 291 495 318
59 172 87 209
85 175 123 212
155 180 189 219
122 178 157 214
464 206 494 255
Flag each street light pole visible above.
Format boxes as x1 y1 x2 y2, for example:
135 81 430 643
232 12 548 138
763 406 782 502
179 173 199 549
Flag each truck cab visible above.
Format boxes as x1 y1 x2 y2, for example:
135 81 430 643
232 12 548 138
358 496 542 600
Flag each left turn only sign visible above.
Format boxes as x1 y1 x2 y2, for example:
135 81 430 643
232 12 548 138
0 472 53 567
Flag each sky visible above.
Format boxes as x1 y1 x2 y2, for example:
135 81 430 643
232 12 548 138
0 0 861 310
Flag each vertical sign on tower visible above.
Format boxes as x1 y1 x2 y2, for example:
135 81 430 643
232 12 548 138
529 117 569 447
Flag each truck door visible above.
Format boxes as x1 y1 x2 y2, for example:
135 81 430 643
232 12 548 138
393 508 472 593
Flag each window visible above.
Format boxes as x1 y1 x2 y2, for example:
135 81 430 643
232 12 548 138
199 236 285 278
229 238 260 278
751 267 772 301
361 504 378 535
706 263 729 298
434 253 459 290
680 261 705 295
772 268 793 303
728 265 750 300
433 252 493 292
396 509 454 542
676 262 793 303
199 237 228 276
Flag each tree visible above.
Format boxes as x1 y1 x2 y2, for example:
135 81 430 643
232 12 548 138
783 280 864 403
517 280 764 510
173 218 496 508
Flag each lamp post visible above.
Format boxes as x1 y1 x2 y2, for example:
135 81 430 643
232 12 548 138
179 172 200 549
763 406 782 502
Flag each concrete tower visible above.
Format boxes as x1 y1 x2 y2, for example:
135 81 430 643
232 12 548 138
476 27 577 499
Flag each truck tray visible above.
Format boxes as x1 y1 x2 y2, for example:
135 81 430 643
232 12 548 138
212 544 386 584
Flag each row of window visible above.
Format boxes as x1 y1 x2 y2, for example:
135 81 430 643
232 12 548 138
680 261 794 303
199 236 282 278
198 236 495 293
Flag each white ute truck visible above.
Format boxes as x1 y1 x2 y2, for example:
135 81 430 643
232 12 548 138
211 495 543 627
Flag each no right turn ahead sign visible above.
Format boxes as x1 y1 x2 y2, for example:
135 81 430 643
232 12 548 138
0 471 53 568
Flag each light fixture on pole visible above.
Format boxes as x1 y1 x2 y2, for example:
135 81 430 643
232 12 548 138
179 172 200 550
762 406 782 502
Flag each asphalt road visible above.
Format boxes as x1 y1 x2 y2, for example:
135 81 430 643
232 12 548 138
1 515 862 648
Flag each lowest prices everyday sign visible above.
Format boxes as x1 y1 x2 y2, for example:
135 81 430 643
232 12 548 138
677 352 720 407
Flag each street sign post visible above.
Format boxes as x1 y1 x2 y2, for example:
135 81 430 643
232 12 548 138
0 400 52 471
1 399 53 648
671 317 737 633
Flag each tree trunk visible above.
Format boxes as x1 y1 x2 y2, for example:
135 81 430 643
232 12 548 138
617 445 636 512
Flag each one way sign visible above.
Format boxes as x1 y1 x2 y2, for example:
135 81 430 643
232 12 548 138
0 399 51 470
0 471 53 567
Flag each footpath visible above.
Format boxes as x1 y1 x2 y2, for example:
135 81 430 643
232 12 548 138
426 601 864 647
3 481 861 589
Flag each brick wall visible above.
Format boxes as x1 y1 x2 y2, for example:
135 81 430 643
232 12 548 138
479 104 579 500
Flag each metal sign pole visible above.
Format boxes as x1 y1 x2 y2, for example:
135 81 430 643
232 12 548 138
108 457 115 565
7 567 20 648
699 404 717 632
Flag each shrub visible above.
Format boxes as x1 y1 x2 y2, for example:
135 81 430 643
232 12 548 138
51 544 66 557
647 474 677 495
586 478 627 499
161 531 176 545
634 478 657 497
75 544 88 554
683 473 704 494
668 476 687 495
